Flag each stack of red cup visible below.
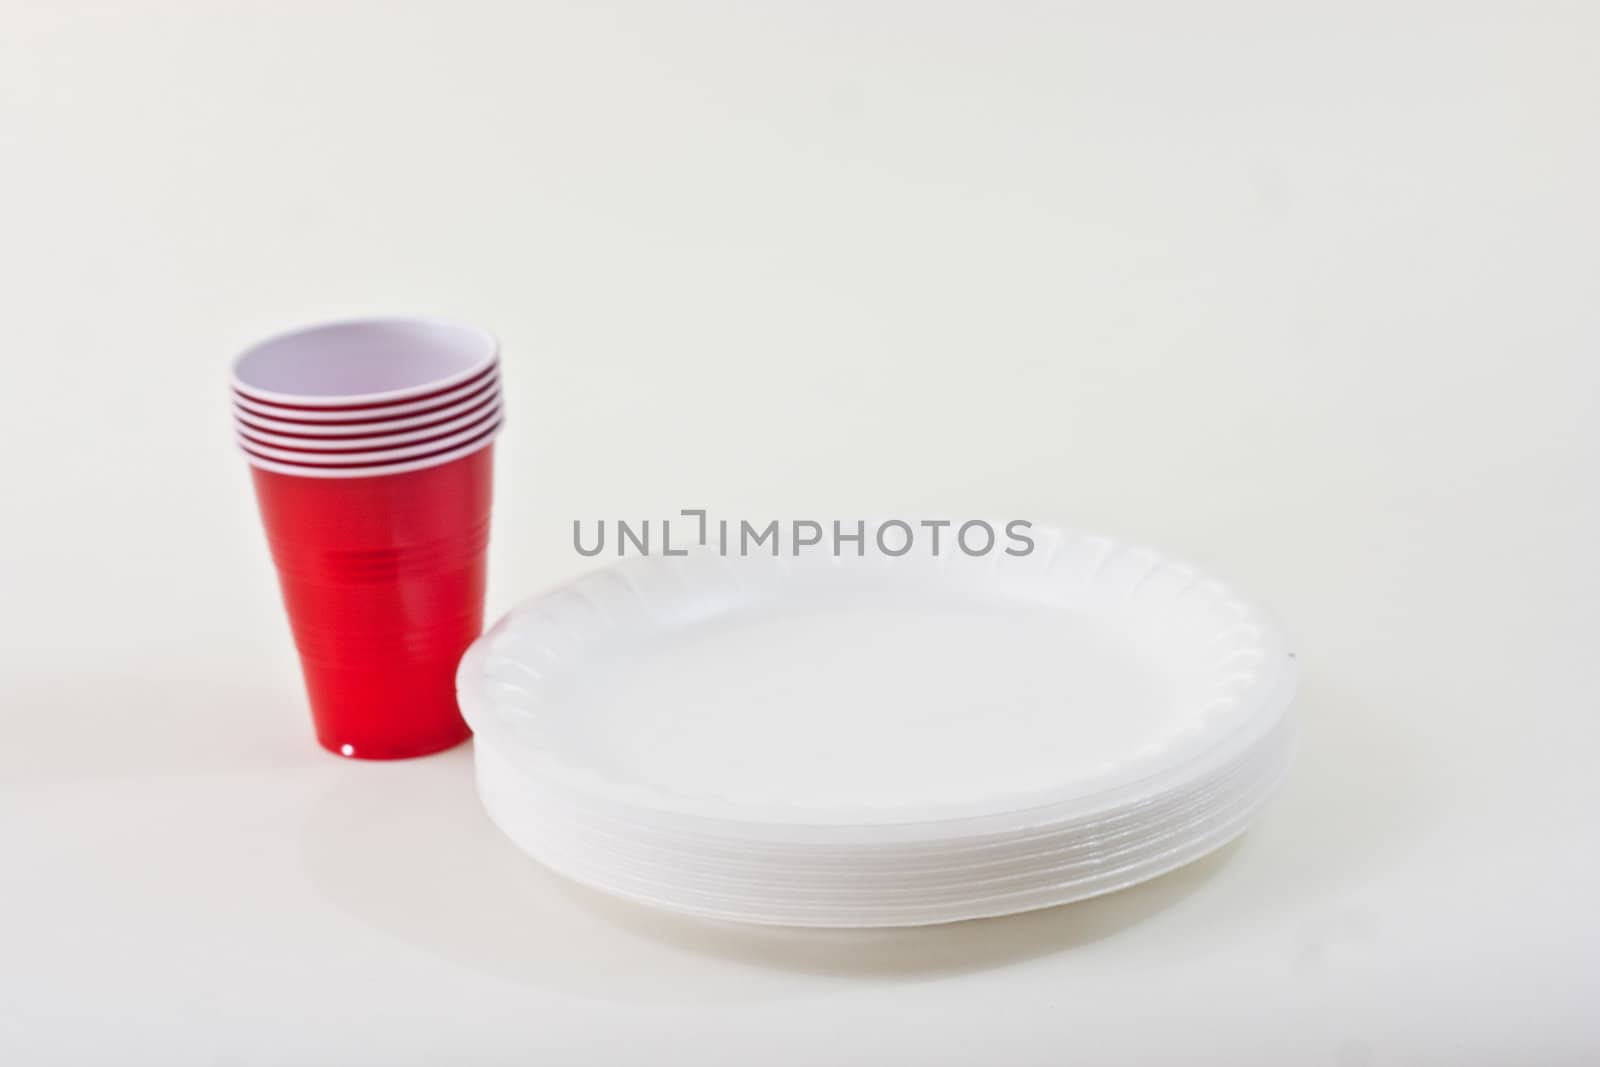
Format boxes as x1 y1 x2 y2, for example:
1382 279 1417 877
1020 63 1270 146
233 318 503 759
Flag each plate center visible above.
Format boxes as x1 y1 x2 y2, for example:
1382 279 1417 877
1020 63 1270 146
552 589 1183 812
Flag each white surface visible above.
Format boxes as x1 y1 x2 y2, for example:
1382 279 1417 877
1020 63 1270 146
1 2 1597 1064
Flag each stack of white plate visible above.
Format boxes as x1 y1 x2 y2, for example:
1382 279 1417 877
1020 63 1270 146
457 527 1297 927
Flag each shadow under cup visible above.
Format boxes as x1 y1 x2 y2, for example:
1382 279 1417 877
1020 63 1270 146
250 446 495 759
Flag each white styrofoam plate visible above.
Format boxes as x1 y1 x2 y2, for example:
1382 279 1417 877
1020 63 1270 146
471 719 1291 926
457 526 1297 925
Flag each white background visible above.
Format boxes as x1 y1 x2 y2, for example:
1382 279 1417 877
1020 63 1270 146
3 2 1598 1064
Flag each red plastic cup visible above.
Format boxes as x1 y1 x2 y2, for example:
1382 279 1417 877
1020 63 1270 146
234 318 502 759
250 447 494 758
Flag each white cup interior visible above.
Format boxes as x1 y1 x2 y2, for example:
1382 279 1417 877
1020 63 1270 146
232 318 497 404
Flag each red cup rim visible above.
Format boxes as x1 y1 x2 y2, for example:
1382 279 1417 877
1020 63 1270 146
231 317 498 409
233 371 500 429
239 422 501 479
232 359 499 418
235 388 501 444
237 401 502 454
238 411 503 465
